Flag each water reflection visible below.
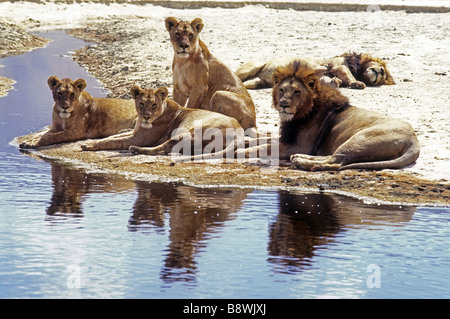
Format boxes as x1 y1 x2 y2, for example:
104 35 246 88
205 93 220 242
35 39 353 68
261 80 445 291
45 160 134 218
131 181 250 283
269 191 415 273
44 160 251 283
42 159 417 284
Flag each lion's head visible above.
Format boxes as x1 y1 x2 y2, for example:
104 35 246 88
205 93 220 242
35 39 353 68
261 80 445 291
272 61 326 122
130 85 169 129
345 53 395 86
48 76 87 119
165 17 204 58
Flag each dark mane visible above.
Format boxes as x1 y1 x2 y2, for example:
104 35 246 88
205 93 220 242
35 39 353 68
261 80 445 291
276 61 350 152
343 52 362 77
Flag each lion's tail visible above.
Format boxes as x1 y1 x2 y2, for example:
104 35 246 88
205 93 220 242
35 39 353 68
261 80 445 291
235 60 267 81
339 140 421 171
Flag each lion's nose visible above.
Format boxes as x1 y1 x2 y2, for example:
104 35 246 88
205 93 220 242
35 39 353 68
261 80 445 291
143 116 151 121
180 42 189 49
279 100 290 109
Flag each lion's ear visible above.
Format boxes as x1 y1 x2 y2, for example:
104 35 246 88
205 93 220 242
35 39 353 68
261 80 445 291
130 85 143 99
156 87 169 101
305 74 321 93
191 18 204 34
74 79 87 92
165 17 179 32
47 76 61 90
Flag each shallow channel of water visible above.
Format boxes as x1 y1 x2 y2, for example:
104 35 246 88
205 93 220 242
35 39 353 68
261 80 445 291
0 30 449 299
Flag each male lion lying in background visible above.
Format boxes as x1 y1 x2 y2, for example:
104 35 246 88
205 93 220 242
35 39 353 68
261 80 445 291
19 76 136 149
81 85 243 157
236 52 395 90
238 61 419 171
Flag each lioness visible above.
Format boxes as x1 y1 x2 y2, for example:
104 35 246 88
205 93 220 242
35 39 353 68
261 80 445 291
239 61 419 171
19 76 137 149
236 52 395 90
81 85 243 157
165 17 257 136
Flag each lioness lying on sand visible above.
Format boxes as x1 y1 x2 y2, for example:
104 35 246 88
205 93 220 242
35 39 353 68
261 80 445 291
165 17 257 136
81 85 243 157
19 76 136 149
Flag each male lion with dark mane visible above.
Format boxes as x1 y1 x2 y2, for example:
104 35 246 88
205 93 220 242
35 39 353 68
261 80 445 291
236 52 395 90
19 76 137 149
81 85 243 157
165 17 257 136
239 61 419 171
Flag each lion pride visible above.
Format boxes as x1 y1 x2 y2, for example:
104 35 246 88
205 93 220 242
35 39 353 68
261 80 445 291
236 52 395 90
239 61 419 171
19 76 136 149
165 17 257 136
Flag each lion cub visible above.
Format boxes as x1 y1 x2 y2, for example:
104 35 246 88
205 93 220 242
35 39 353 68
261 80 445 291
81 85 243 157
19 76 137 149
165 17 257 136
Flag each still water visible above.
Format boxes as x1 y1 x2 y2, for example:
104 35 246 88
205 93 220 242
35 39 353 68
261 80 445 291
0 31 449 299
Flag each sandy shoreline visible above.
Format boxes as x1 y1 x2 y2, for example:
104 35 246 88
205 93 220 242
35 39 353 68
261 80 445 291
2 1 450 205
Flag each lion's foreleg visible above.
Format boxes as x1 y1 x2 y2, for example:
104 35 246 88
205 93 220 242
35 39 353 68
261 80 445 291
330 65 366 89
290 154 342 171
173 86 188 107
22 130 81 148
81 131 138 151
129 137 181 156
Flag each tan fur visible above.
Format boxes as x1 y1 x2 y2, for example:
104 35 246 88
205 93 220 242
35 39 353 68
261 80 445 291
165 17 257 135
236 52 395 90
19 76 137 149
241 61 419 171
81 85 243 157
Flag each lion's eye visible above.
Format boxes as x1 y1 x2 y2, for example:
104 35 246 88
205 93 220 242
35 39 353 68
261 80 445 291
294 90 300 95
152 104 157 109
70 93 75 99
279 88 284 93
57 92 63 97
139 102 145 109
188 33 193 39
175 32 181 38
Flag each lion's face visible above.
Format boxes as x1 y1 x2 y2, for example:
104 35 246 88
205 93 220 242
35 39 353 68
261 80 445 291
130 86 169 129
165 17 204 58
358 55 395 86
361 61 388 86
48 76 87 119
272 66 320 122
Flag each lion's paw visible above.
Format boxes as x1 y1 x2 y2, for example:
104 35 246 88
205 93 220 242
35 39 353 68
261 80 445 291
19 138 39 150
81 143 96 151
330 77 342 88
129 145 140 154
350 81 366 89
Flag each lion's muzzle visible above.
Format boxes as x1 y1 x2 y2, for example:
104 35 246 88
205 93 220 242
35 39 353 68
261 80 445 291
140 116 153 129
367 67 385 85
